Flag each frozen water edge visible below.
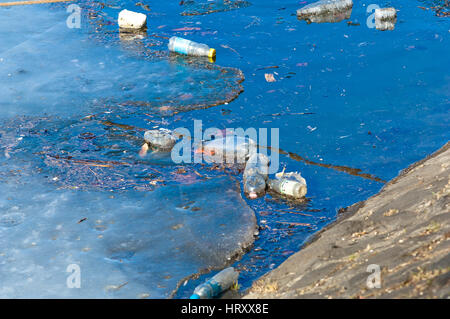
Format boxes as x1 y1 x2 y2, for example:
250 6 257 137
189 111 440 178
0 5 244 119
0 175 257 298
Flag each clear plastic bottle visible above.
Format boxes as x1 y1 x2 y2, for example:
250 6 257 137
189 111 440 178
243 153 270 199
268 171 307 199
244 174 267 199
199 135 257 164
243 153 269 181
190 267 239 299
168 36 216 58
143 129 177 151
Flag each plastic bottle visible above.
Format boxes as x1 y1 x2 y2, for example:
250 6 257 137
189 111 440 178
198 135 257 164
143 129 177 151
168 36 216 58
190 267 239 299
243 153 269 181
243 153 270 199
297 0 353 18
244 174 267 199
268 170 307 199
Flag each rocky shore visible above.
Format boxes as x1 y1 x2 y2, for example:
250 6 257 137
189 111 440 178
245 142 449 299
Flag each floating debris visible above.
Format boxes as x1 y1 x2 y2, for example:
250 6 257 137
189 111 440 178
375 8 397 31
243 153 270 199
197 135 257 164
265 73 276 82
268 169 307 200
190 267 239 299
118 9 147 30
297 0 353 23
168 37 216 58
143 129 178 151
181 0 251 16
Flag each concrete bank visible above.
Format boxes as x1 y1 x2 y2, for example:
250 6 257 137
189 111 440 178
245 142 450 299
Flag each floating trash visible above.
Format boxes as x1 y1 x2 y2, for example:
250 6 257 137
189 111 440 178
197 135 257 164
243 153 269 181
297 0 353 23
118 9 147 30
168 37 216 58
181 0 251 16
375 8 397 31
190 267 239 299
0 5 244 119
243 153 269 199
244 174 267 199
143 129 178 151
268 169 307 200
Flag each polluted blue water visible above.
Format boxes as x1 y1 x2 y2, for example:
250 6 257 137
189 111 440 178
0 0 448 298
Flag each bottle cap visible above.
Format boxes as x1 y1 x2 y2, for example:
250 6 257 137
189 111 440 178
208 48 216 58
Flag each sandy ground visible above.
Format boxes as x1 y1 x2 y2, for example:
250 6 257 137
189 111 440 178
244 142 450 299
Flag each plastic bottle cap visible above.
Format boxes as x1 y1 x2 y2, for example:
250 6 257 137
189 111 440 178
208 48 216 58
190 294 200 299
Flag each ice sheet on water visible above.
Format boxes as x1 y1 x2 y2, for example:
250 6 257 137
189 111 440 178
181 0 252 16
0 174 256 298
0 113 256 298
0 115 208 191
0 5 244 119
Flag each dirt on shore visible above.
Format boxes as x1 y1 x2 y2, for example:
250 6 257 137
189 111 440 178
245 142 450 299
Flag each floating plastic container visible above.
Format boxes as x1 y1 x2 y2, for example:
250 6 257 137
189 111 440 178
244 174 267 199
190 267 239 299
243 153 269 181
143 128 177 151
198 135 257 164
118 9 147 29
168 36 216 58
375 8 397 31
297 0 353 23
243 153 270 199
268 170 307 199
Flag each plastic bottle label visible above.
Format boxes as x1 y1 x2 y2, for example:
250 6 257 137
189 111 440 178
172 37 192 55
280 180 299 197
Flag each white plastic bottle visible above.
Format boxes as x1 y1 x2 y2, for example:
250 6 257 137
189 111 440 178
268 170 307 199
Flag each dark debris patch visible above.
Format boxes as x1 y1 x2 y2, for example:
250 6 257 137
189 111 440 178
181 0 251 16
